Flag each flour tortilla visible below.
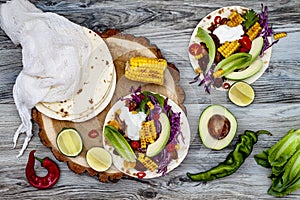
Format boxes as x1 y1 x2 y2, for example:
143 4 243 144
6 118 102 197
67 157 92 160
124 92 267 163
35 27 116 122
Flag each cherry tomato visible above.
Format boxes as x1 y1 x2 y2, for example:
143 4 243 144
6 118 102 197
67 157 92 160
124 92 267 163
189 43 202 56
214 16 222 24
137 171 146 179
240 47 249 53
128 102 137 111
153 113 160 121
166 143 176 152
239 36 252 51
131 141 140 149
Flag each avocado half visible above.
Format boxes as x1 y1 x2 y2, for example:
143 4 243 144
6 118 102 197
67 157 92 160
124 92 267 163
199 104 237 150
146 112 170 157
225 36 264 80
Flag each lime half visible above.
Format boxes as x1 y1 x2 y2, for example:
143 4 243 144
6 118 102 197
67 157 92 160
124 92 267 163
86 147 112 172
56 128 83 157
228 81 255 107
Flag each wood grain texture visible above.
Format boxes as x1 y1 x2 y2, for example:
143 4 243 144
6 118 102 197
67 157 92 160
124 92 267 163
0 0 299 199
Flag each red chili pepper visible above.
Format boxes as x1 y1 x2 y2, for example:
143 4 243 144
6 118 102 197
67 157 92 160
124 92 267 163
239 36 252 51
222 82 231 90
214 16 222 24
131 141 140 149
137 171 146 179
26 150 60 189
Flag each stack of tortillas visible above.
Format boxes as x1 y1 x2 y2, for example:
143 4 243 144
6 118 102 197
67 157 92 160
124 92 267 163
35 28 116 122
0 0 116 157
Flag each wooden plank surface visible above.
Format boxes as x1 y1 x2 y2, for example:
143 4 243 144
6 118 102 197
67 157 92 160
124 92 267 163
0 0 300 199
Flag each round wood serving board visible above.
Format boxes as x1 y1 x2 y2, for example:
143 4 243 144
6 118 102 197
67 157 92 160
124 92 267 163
32 29 185 183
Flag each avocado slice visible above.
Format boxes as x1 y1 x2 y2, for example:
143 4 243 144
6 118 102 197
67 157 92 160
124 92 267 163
146 113 170 157
225 36 264 80
199 105 237 150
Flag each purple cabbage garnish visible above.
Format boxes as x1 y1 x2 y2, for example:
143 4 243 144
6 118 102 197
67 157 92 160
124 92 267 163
190 68 215 94
163 98 172 114
189 73 201 84
258 4 280 55
198 68 215 94
168 111 183 144
147 104 162 134
122 86 144 110
258 4 273 37
153 149 171 175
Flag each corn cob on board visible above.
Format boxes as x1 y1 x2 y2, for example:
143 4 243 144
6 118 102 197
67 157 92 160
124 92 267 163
33 29 186 183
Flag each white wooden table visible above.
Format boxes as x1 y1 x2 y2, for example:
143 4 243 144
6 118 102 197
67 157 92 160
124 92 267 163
0 0 299 199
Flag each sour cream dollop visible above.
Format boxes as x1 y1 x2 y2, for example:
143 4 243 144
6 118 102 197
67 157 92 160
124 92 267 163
119 106 147 140
213 24 244 44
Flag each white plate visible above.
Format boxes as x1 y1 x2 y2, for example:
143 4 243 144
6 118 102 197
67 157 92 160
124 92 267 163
35 27 116 122
189 6 272 86
103 92 190 179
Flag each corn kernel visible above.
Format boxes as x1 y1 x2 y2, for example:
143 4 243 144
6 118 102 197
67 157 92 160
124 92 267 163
147 101 154 110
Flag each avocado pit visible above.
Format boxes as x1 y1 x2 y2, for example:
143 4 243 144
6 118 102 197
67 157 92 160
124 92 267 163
208 114 230 140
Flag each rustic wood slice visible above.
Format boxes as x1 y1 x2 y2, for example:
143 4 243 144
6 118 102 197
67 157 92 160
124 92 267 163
32 29 186 183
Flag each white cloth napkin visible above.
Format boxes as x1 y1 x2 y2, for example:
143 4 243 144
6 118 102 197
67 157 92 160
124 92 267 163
0 0 91 157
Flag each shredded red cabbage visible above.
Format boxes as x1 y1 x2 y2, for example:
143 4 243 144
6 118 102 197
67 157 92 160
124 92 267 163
163 97 172 114
190 68 215 94
258 4 280 55
122 86 144 110
168 111 183 144
153 149 171 175
147 104 162 134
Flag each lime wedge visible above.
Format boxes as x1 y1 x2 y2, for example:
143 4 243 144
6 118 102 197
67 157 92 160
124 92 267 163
56 128 83 157
228 81 255 107
86 147 112 172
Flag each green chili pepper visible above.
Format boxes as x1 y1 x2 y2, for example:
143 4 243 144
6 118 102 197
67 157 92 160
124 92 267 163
187 130 271 181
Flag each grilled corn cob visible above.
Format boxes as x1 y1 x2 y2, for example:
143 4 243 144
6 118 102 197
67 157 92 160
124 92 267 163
140 120 157 148
246 22 262 41
137 153 158 172
218 40 240 58
273 32 287 40
227 11 245 27
125 57 167 85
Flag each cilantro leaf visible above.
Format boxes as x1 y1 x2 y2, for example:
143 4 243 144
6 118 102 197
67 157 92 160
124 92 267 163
243 9 259 30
